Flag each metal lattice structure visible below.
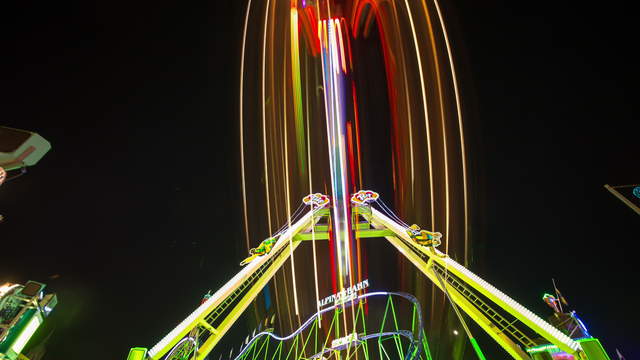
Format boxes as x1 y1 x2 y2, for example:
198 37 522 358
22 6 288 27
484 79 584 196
231 292 428 360
127 201 609 360
125 0 612 357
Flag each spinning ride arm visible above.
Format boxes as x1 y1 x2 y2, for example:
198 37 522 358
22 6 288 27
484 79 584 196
142 210 321 360
367 208 585 360
133 202 590 360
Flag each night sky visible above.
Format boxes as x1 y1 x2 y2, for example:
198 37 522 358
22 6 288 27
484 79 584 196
1 1 638 359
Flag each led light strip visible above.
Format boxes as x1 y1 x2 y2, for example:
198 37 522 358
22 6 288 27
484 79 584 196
148 210 316 358
369 207 581 353
439 256 580 352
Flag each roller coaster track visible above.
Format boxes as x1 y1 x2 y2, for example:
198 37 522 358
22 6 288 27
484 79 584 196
233 292 424 360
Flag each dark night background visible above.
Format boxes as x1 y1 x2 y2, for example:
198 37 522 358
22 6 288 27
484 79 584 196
1 1 637 359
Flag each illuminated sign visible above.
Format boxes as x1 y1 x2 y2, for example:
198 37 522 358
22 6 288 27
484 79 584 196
633 186 640 199
350 190 379 205
303 193 330 209
318 279 369 307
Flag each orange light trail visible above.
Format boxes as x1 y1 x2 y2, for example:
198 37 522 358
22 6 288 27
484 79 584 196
402 0 436 228
239 0 254 252
419 0 450 256
261 0 273 236
290 5 307 178
431 0 470 265
403 0 451 254
238 0 473 346
283 88 300 316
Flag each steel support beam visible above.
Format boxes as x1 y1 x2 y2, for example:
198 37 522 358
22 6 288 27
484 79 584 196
368 207 583 358
147 210 319 359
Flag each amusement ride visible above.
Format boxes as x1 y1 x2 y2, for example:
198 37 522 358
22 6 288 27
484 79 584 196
1 126 55 360
124 0 614 359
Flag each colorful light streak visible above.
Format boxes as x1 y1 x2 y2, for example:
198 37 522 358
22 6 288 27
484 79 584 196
401 0 436 230
239 0 254 252
261 0 274 237
238 0 473 351
319 17 355 291
283 33 300 316
290 6 308 178
430 0 470 266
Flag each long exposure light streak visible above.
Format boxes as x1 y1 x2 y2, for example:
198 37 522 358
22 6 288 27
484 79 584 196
320 16 355 343
306 92 321 326
283 17 300 317
236 1 475 357
239 0 253 251
389 1 417 205
301 47 322 325
403 0 451 255
419 0 451 257
320 18 353 288
262 0 273 236
317 19 338 294
319 20 340 284
290 6 307 178
401 0 436 229
430 0 470 266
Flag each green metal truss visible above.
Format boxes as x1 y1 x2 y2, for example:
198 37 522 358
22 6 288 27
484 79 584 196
230 292 431 360
129 204 606 360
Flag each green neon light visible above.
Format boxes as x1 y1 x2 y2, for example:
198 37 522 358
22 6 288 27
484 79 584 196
10 313 42 355
127 348 148 360
469 338 487 360
526 343 560 353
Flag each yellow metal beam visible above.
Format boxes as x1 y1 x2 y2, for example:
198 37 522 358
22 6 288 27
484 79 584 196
386 234 532 360
195 240 303 359
198 320 217 335
368 207 582 357
147 210 318 359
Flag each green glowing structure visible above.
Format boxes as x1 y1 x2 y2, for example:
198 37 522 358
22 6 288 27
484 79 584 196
127 204 613 360
526 338 610 360
0 281 57 360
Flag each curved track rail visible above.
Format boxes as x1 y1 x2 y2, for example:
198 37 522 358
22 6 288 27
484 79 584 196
234 291 424 360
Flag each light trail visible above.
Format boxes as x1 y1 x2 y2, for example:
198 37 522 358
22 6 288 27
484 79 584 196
351 81 363 188
319 16 356 346
302 45 322 325
321 18 353 287
290 5 307 178
238 0 474 353
420 0 452 256
318 19 338 292
262 0 273 236
389 0 417 206
284 8 300 316
336 19 348 74
239 0 254 252
430 0 470 266
332 18 360 344
401 0 436 230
